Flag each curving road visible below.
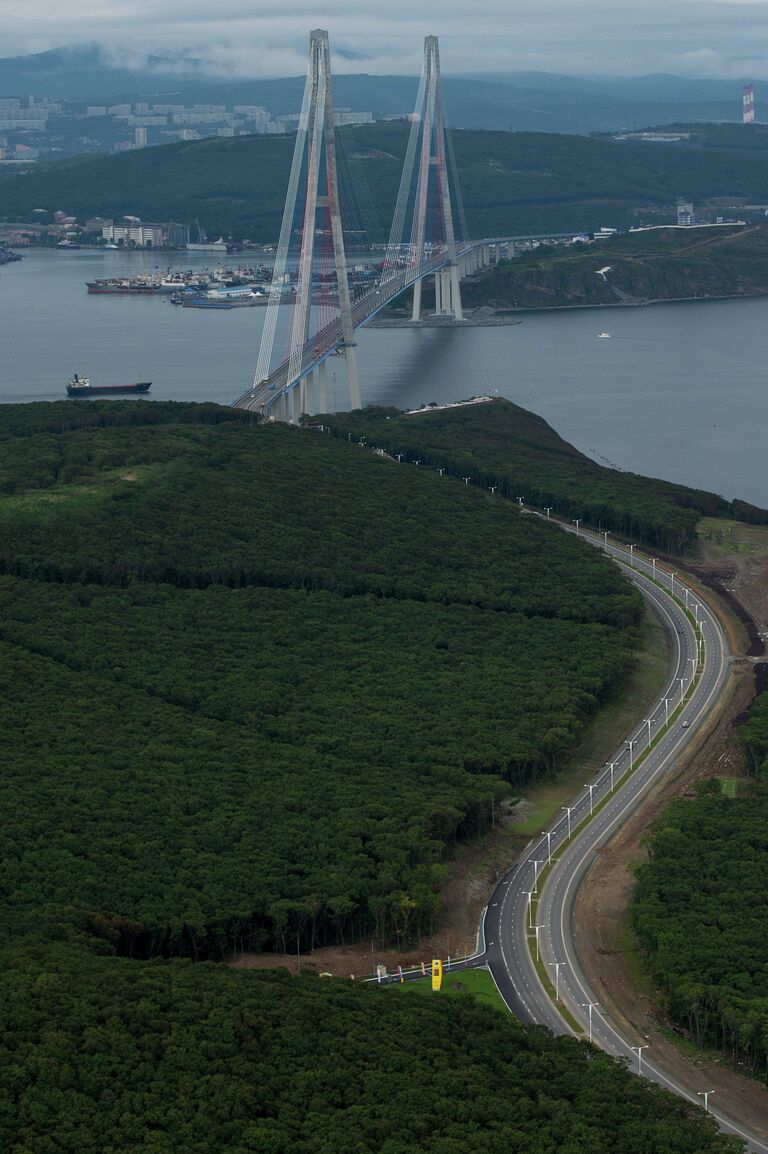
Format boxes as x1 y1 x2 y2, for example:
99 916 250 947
368 485 766 1149
481 528 768 1154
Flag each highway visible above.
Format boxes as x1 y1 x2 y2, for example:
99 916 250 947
376 524 766 1149
363 471 766 1148
480 529 768 1154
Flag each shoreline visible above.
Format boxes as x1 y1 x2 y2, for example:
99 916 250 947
365 291 768 328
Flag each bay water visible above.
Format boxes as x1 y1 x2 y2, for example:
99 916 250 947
1 248 766 506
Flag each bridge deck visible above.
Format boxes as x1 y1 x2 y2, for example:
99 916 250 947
232 234 573 415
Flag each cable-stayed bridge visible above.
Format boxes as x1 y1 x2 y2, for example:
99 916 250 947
232 31 554 421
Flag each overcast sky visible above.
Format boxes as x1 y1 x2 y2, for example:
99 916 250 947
2 0 768 77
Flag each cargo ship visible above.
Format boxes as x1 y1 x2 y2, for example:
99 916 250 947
66 374 151 396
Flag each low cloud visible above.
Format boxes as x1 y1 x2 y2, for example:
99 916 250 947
3 0 768 77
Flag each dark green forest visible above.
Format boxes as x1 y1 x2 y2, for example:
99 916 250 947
632 693 768 1073
461 225 768 309
318 400 766 551
1 945 741 1154
5 122 768 239
0 399 746 1151
0 399 641 959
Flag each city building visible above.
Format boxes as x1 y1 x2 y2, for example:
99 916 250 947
134 127 147 148
677 199 694 226
101 218 189 248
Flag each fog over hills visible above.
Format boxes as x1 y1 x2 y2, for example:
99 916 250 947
0 44 763 133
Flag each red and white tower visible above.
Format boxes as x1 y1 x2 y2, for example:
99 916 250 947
743 83 756 124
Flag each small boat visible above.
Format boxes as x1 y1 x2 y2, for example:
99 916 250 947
597 332 611 339
66 374 151 396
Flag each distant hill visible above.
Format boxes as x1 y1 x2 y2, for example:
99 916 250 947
461 224 768 310
0 44 762 132
3 122 768 241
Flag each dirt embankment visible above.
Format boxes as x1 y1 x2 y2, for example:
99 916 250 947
574 523 768 1130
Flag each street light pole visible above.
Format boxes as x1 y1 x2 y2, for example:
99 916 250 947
631 1044 649 1075
602 531 608 551
533 923 545 962
543 829 553 865
698 1090 715 1113
544 506 551 518
650 557 657 580
644 718 653 748
670 571 676 597
581 1001 599 1044
584 783 595 816
574 518 581 535
523 890 535 928
562 806 573 838
679 676 685 700
626 739 636 771
548 960 566 1001
607 761 616 791
529 859 542 894
629 544 635 568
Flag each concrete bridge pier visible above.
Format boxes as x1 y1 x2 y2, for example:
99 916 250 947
412 277 424 321
317 361 327 413
299 373 309 418
435 266 463 321
450 265 463 320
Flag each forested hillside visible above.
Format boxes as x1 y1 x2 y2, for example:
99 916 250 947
1 947 741 1154
462 224 768 309
4 121 768 238
632 693 768 1071
320 400 767 551
0 398 746 1152
0 399 642 959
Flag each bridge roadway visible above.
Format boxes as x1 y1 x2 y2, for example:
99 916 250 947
379 516 767 1152
231 233 574 415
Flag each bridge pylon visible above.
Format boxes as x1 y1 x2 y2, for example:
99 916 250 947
384 36 463 322
253 29 359 418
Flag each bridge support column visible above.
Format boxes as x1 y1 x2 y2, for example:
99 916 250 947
450 264 463 321
317 361 327 413
345 344 361 411
411 279 423 322
435 271 443 314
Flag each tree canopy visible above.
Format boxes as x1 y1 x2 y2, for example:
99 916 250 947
0 399 642 957
319 400 766 552
0 398 745 1152
632 693 768 1073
